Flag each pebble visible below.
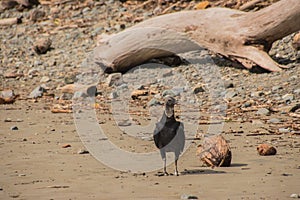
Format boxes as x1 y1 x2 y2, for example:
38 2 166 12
0 186 2 191
268 118 281 124
28 85 46 99
193 85 205 94
290 194 300 198
282 94 294 102
110 91 119 99
251 91 265 97
272 85 283 91
279 128 290 133
106 73 122 86
77 149 89 154
148 98 160 107
40 76 50 83
117 120 131 126
10 126 18 130
181 194 198 200
162 90 176 97
4 118 12 122
294 88 300 94
256 108 270 115
225 90 237 99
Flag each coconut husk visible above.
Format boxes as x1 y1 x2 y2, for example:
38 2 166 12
196 135 232 167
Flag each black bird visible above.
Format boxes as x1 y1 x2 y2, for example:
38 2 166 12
153 96 185 176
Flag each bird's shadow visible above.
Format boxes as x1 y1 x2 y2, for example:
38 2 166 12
230 163 248 167
180 168 226 176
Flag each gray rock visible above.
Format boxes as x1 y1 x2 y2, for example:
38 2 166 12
10 126 18 130
293 88 300 94
272 85 283 91
256 108 270 115
86 85 97 97
40 76 50 83
134 85 145 90
172 87 185 96
148 98 161 107
251 91 265 97
243 101 252 108
225 90 237 99
28 85 46 98
162 90 176 97
117 120 131 127
282 94 294 102
109 91 119 99
106 73 122 86
279 128 290 133
60 93 73 100
268 118 281 124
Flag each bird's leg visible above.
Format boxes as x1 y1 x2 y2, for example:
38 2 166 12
163 158 169 176
174 159 179 176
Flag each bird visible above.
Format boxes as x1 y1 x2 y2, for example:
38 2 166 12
153 96 185 176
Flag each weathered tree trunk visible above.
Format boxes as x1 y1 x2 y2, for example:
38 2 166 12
94 0 300 73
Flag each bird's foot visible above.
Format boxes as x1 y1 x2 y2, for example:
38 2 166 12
164 171 169 176
174 171 180 176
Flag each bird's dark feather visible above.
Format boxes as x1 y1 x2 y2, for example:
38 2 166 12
153 112 182 149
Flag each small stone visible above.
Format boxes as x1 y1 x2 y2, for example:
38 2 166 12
134 85 145 90
292 32 300 50
109 91 119 99
193 85 205 94
62 144 71 148
162 90 176 97
106 73 122 86
148 98 161 107
282 94 294 102
77 149 89 154
290 193 300 198
225 90 237 99
60 93 73 100
33 38 52 54
131 90 148 100
117 120 131 126
40 76 50 83
0 186 2 191
28 85 46 99
172 87 185 96
268 118 281 124
256 108 270 115
272 85 283 91
30 9 46 22
243 101 252 108
251 91 265 97
10 126 18 130
224 81 234 88
4 118 12 122
181 194 198 200
294 88 300 94
279 128 290 133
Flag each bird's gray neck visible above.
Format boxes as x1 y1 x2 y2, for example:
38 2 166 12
165 106 174 118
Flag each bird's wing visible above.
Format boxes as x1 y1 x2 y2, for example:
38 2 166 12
176 122 185 153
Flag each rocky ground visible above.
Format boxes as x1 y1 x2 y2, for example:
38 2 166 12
1 0 300 199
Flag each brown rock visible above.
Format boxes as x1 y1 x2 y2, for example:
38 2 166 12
30 9 46 22
62 144 71 148
257 144 277 156
33 38 52 54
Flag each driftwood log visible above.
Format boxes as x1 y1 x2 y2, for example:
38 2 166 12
94 0 300 73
